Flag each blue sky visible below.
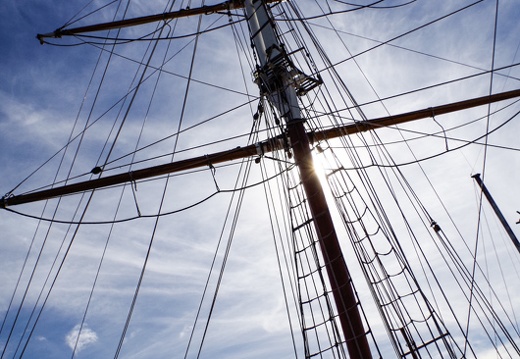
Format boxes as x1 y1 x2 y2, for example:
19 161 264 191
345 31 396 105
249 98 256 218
1 0 520 358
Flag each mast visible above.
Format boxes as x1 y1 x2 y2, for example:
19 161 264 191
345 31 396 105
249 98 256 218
244 1 372 357
3 1 520 357
472 173 520 253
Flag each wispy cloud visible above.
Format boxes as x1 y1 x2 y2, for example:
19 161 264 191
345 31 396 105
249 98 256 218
1 0 519 358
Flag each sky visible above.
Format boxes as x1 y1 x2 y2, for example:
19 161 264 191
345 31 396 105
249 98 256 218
1 0 520 358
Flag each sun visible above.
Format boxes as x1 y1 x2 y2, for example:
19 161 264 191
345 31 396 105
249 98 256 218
311 144 330 189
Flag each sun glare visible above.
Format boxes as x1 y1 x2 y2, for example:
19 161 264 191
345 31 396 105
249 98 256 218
311 144 330 189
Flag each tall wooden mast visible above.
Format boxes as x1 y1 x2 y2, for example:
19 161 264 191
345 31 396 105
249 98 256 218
244 1 372 357
472 173 520 254
3 2 520 357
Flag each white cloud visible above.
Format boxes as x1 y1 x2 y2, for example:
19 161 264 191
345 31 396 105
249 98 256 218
65 324 98 353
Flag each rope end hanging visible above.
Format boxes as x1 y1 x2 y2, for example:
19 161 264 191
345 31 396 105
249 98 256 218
430 107 449 151
129 171 141 217
205 155 220 192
